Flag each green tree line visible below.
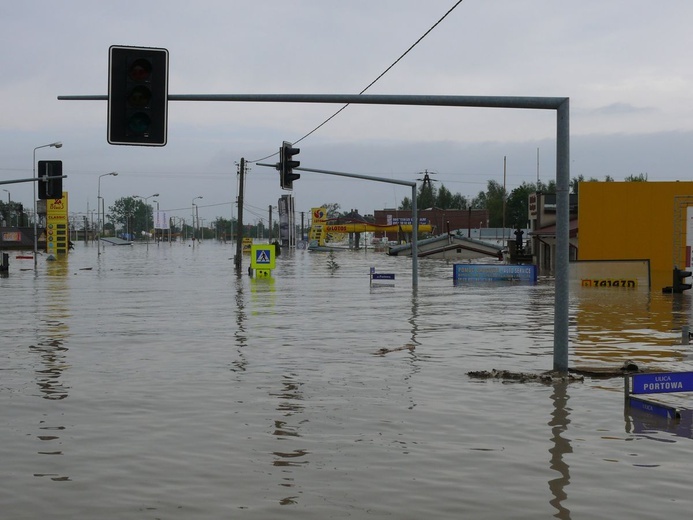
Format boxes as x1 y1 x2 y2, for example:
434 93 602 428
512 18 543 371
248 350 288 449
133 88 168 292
397 173 648 229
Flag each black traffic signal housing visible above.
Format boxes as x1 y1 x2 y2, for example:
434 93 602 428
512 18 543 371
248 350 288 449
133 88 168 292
37 160 63 200
673 267 692 293
108 45 169 146
277 141 301 190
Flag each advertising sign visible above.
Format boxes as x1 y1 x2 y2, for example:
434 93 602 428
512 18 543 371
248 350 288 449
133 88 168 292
46 191 69 255
453 264 537 283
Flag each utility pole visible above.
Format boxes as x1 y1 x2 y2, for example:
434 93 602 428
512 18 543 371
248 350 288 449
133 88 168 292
268 204 273 242
234 158 246 273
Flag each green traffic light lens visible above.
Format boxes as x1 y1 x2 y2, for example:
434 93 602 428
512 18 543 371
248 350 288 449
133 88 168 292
128 112 151 134
128 58 152 82
127 85 152 108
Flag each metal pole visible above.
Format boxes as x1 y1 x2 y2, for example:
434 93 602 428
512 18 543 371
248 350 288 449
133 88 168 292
235 158 245 272
411 184 418 287
268 205 273 242
553 99 570 372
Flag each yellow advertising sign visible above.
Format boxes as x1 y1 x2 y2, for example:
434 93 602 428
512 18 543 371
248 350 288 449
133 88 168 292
312 207 327 224
46 191 69 255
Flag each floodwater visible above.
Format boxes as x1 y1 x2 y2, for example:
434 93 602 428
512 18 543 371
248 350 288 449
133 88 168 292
2 240 693 519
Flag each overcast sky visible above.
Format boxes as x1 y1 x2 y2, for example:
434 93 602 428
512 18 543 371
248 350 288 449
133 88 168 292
2 1 692 226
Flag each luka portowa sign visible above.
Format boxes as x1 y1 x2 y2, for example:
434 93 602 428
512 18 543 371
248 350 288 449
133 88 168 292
625 371 693 419
453 264 537 283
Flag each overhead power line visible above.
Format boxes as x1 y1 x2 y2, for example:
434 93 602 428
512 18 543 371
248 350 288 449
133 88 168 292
249 0 465 164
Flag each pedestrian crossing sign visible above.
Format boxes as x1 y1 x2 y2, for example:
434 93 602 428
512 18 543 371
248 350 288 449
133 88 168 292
251 245 276 270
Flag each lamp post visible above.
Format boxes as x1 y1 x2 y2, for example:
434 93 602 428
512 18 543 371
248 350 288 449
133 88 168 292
191 196 202 247
33 141 62 269
152 199 158 244
133 193 159 243
2 189 9 226
97 172 118 255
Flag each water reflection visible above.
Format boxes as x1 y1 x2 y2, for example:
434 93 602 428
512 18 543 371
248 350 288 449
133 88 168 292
573 287 691 366
624 405 693 441
231 275 248 373
271 373 308 505
32 258 71 482
548 381 572 519
404 292 422 410
33 259 71 400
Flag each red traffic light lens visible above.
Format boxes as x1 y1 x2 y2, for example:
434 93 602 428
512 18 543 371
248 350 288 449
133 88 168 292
128 58 152 82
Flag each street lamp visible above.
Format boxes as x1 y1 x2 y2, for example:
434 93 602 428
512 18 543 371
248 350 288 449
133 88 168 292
152 199 159 243
2 189 9 227
33 141 62 269
191 196 202 246
97 172 118 255
133 193 159 242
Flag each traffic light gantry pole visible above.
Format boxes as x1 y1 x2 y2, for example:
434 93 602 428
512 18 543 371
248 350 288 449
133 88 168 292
58 90 572 373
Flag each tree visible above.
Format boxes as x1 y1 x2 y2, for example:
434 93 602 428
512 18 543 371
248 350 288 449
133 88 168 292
472 180 506 227
625 173 648 182
537 179 556 193
108 196 153 239
320 202 341 219
449 192 469 210
506 182 536 229
398 182 468 211
418 178 437 209
0 200 28 227
437 185 454 209
212 217 234 239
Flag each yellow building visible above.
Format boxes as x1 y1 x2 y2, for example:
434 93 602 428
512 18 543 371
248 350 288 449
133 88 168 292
579 181 693 291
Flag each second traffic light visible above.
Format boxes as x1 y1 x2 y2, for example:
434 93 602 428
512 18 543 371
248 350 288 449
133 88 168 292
37 160 63 200
108 45 169 146
278 141 300 190
673 267 692 293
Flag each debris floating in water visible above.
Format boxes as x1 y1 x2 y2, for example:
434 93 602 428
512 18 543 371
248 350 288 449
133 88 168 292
374 344 416 356
467 369 584 384
468 360 644 383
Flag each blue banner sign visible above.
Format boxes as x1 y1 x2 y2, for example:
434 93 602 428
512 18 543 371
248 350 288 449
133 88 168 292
629 372 693 395
453 264 537 283
372 273 395 280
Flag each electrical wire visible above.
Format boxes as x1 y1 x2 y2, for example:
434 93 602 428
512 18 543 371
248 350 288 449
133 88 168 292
249 0 465 164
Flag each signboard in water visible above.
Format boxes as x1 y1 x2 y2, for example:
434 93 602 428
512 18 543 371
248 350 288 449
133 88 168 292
628 372 693 395
453 264 537 283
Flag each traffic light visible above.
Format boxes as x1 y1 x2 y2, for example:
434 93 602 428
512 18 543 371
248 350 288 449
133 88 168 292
673 267 692 293
277 141 301 190
108 45 169 146
37 160 63 200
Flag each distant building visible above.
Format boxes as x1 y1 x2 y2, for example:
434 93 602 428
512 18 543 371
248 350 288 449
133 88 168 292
579 181 693 291
528 192 578 274
373 208 489 241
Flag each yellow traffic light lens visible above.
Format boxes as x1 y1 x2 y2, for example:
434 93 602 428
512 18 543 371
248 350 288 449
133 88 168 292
127 85 152 108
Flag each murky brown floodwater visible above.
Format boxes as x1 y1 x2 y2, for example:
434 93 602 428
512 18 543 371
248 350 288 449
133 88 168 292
2 241 692 519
